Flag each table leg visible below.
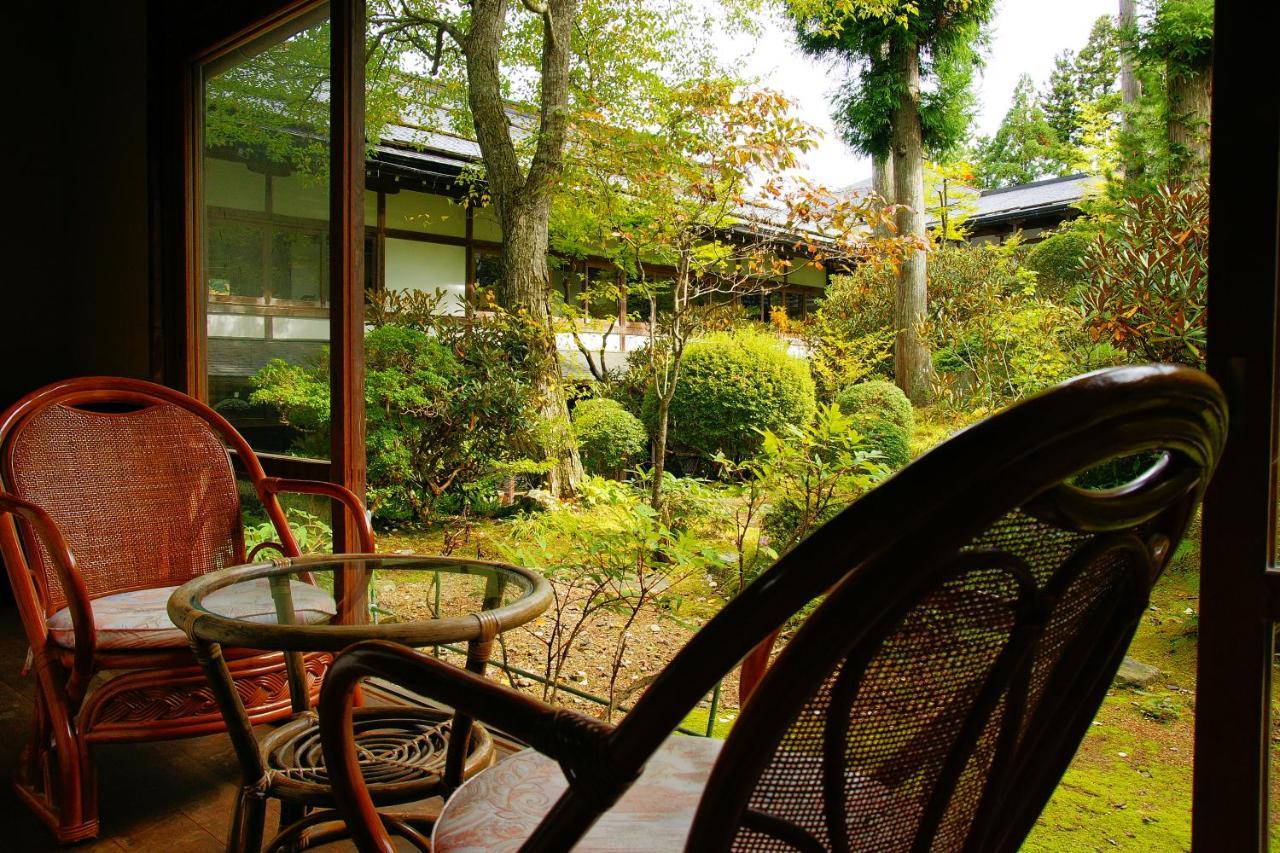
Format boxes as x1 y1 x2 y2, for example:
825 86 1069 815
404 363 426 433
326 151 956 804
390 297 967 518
191 639 269 853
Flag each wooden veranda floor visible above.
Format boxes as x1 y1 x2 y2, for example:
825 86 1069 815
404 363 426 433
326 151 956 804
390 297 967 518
0 606 434 852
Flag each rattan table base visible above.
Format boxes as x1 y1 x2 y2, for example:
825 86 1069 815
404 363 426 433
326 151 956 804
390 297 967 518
262 705 496 806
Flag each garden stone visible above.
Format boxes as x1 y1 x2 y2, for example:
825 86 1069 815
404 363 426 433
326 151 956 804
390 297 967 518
1115 657 1160 688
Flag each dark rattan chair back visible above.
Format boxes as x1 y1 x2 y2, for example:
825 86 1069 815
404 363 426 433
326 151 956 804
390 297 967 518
678 365 1224 852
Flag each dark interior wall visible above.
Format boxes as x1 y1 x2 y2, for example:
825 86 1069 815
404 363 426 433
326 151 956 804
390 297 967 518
0 3 152 409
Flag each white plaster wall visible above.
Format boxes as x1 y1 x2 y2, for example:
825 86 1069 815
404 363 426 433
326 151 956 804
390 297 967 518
385 238 467 315
273 172 329 220
208 314 266 338
206 158 266 212
273 317 330 340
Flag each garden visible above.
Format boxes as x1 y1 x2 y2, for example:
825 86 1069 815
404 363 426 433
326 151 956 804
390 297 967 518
232 0 1220 847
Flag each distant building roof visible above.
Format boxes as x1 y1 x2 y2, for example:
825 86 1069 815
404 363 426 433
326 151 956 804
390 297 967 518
968 173 1102 228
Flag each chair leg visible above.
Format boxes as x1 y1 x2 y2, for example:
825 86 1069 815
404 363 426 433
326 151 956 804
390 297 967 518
13 686 100 843
229 784 268 853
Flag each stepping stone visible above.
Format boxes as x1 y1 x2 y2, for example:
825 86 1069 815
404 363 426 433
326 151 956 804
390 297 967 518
1115 657 1160 688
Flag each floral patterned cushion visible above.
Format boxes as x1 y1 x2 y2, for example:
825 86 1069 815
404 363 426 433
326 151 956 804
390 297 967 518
46 578 336 650
432 735 724 853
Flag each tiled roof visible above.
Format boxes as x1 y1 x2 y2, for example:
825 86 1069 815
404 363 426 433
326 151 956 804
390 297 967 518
969 173 1103 224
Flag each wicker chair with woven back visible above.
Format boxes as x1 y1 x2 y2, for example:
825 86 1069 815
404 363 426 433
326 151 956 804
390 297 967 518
0 376 374 843
319 364 1224 853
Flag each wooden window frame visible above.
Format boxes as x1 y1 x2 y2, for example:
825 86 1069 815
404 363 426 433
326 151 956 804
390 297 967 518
150 0 366 547
1193 1 1280 848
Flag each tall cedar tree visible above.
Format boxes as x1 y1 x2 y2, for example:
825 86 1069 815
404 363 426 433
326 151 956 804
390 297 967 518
1138 0 1213 178
971 75 1074 189
789 0 994 403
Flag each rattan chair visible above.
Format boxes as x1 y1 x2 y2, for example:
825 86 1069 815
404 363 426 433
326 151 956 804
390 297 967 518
319 365 1224 853
0 376 374 843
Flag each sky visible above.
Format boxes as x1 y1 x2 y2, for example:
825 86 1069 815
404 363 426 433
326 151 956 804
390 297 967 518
725 0 1119 188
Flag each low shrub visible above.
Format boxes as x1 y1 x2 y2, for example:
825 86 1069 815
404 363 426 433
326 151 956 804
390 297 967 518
646 330 816 462
1024 228 1093 299
572 398 648 478
836 380 914 435
850 415 911 470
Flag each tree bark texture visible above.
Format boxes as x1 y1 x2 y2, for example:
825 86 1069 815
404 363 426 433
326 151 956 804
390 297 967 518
1119 0 1144 181
890 45 932 405
463 0 584 497
1167 62 1212 178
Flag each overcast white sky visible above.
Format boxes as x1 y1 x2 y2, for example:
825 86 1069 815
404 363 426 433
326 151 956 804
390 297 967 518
726 0 1119 187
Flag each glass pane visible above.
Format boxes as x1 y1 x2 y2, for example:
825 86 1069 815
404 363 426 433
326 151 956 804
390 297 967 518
202 8 332 457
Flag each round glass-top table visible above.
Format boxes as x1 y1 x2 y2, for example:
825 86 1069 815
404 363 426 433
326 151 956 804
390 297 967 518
167 554 551 852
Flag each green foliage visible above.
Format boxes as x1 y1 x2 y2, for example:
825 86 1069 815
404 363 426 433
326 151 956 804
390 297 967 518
803 287 895 400
971 75 1075 189
252 292 541 522
788 0 995 161
244 507 333 555
572 398 648 478
835 380 914 435
848 414 911 470
1042 16 1121 149
495 475 728 711
1024 228 1095 299
716 404 886 595
1138 0 1214 77
1081 183 1208 366
646 330 816 462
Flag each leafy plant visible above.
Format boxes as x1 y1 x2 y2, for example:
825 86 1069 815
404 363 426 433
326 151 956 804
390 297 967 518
244 507 333 556
495 476 726 718
1081 183 1208 367
572 398 648 479
252 290 541 523
1024 228 1095 300
716 404 886 598
848 415 911 470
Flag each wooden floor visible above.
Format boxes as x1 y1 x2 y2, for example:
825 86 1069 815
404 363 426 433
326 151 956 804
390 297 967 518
0 608 424 852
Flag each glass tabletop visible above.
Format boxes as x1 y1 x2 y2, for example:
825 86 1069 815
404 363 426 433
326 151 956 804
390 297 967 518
168 554 551 651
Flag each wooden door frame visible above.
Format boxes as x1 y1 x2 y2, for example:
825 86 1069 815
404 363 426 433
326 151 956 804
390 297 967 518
1193 0 1280 848
148 0 367 546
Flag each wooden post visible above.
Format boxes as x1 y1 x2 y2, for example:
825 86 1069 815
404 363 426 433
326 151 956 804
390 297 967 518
465 204 476 312
1192 1 1280 848
329 0 368 578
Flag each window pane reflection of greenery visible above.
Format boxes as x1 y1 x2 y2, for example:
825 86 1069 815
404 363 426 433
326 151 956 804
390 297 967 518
209 222 265 297
272 231 326 301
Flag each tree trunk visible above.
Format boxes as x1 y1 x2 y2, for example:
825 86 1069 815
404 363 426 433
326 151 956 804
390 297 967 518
463 0 584 498
650 393 671 509
890 45 932 405
1119 0 1144 182
1167 61 1212 178
872 153 895 238
502 203 585 497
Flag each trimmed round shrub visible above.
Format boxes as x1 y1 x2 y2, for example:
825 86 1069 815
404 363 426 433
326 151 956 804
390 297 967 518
572 397 648 477
1024 229 1093 298
851 415 911 470
837 380 914 434
645 331 816 462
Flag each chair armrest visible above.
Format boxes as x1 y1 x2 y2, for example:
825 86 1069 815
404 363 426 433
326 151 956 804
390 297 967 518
0 494 96 697
259 476 375 553
319 640 614 853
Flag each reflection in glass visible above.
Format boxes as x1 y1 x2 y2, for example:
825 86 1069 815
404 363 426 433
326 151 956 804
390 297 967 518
201 10 332 453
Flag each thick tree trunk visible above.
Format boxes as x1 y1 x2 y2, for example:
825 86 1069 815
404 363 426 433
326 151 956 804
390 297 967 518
1167 62 1212 178
890 46 932 405
1119 0 1144 182
502 202 585 497
872 153 895 238
463 0 584 498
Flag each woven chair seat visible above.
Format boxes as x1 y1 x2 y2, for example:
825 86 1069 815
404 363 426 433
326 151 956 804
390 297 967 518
47 578 336 650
